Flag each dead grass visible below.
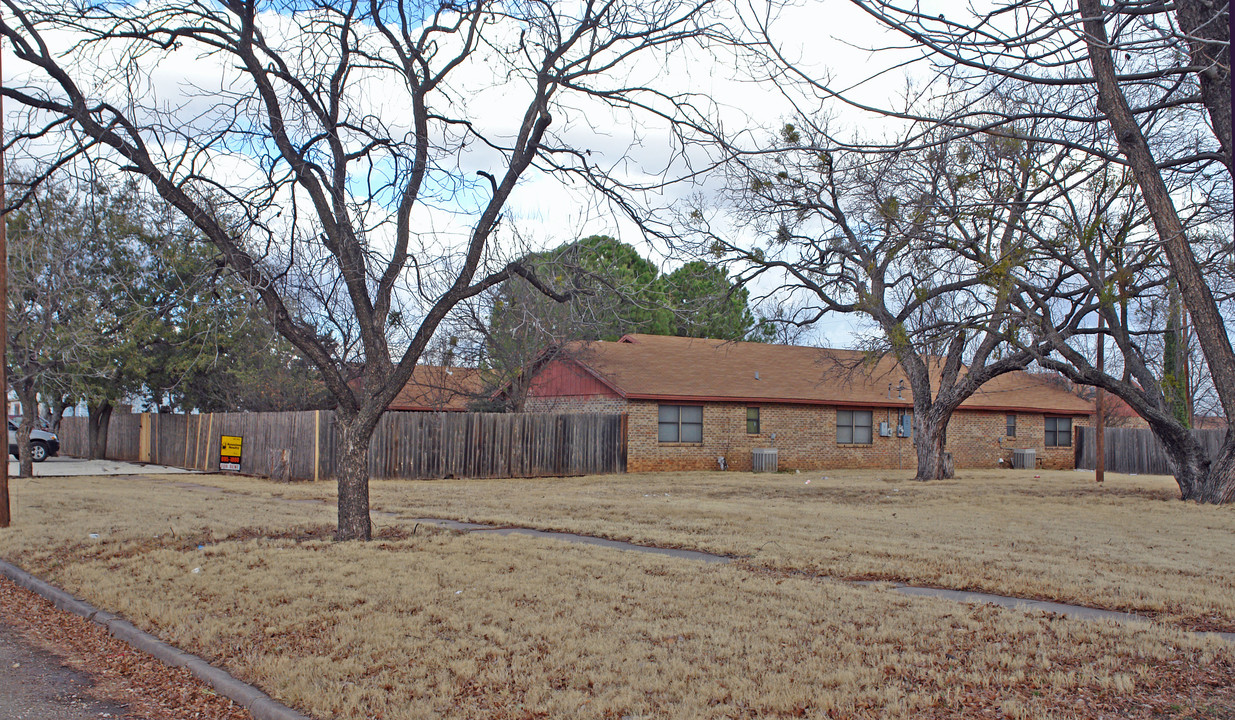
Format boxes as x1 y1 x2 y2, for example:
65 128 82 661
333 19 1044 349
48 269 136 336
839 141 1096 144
0 471 1232 719
26 468 1232 629
269 468 1233 631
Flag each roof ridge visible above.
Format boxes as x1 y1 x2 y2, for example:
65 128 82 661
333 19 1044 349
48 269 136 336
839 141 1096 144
542 335 1091 415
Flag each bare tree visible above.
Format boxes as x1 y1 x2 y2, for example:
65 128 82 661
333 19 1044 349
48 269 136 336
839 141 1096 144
4 175 96 476
688 119 1073 480
1 0 722 538
1008 161 1235 500
1074 0 1234 499
737 0 1233 499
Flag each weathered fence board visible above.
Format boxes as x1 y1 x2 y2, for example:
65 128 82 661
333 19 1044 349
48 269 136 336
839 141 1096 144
60 413 143 461
1076 426 1227 475
58 410 626 481
57 417 88 457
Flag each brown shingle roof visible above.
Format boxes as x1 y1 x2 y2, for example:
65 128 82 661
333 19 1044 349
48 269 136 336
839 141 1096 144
555 334 1092 414
388 366 484 411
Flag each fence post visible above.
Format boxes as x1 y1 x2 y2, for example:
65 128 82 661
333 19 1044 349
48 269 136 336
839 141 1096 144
205 414 214 472
620 413 628 472
194 414 204 469
314 409 321 483
139 413 152 463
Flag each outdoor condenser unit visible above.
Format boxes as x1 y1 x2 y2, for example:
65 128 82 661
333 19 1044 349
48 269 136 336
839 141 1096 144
1012 448 1036 469
752 448 778 473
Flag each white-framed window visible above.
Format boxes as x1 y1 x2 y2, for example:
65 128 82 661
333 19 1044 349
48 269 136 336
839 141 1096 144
658 405 703 443
1006 414 1016 438
837 409 873 445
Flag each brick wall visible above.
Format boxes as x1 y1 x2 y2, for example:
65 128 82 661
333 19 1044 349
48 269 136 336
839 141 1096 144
520 393 1089 472
940 410 1089 470
619 400 1090 472
1005 412 1091 470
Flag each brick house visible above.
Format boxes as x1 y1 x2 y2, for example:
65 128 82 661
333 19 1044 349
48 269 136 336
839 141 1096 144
520 334 1093 472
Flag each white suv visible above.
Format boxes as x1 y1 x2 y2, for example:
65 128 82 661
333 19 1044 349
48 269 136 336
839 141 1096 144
8 420 60 462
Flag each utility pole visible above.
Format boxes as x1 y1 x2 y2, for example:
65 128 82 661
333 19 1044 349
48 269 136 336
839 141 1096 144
1095 243 1105 486
1096 312 1105 485
1183 307 1193 427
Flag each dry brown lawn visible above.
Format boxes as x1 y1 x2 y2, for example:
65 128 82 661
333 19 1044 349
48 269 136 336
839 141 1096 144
0 470 1232 719
291 468 1230 631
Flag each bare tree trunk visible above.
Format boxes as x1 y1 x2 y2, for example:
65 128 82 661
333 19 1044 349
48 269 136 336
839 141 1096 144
912 410 955 481
1173 0 1232 176
16 380 36 478
1149 416 1209 499
508 374 529 413
1158 431 1235 503
1171 0 1233 504
1155 426 1235 504
1078 0 1235 502
1052 361 1235 504
87 400 112 460
334 415 374 541
47 395 70 433
1200 440 1235 503
1079 0 1235 431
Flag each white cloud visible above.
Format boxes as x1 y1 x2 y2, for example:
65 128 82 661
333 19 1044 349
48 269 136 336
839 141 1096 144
3 0 945 350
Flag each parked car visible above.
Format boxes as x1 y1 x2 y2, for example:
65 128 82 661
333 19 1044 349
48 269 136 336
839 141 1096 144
8 420 60 462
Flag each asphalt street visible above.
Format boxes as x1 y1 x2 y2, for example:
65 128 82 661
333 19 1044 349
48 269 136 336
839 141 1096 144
0 621 127 720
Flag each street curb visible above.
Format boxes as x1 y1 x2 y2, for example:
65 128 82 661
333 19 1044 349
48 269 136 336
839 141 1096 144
0 559 312 720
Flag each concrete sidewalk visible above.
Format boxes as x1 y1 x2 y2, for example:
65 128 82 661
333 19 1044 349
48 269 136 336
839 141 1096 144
7 456 195 477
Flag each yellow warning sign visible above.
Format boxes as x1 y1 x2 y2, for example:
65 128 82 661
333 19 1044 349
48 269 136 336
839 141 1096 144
219 435 243 471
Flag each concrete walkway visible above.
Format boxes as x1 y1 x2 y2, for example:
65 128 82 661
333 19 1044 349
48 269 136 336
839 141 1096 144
407 517 731 564
9 456 195 477
405 516 1235 644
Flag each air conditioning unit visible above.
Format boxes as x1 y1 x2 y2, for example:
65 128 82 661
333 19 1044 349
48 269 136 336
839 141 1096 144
752 448 778 473
1012 448 1036 469
878 422 891 437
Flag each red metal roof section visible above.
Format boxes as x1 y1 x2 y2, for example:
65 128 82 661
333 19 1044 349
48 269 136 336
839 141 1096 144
540 334 1094 415
527 358 623 399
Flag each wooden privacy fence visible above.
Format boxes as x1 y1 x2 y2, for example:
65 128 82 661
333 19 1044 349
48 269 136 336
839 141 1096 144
368 411 626 480
56 412 143 462
58 410 627 481
1075 426 1227 475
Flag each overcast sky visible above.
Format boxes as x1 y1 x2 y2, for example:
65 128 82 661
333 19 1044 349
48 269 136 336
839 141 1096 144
2 0 949 349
